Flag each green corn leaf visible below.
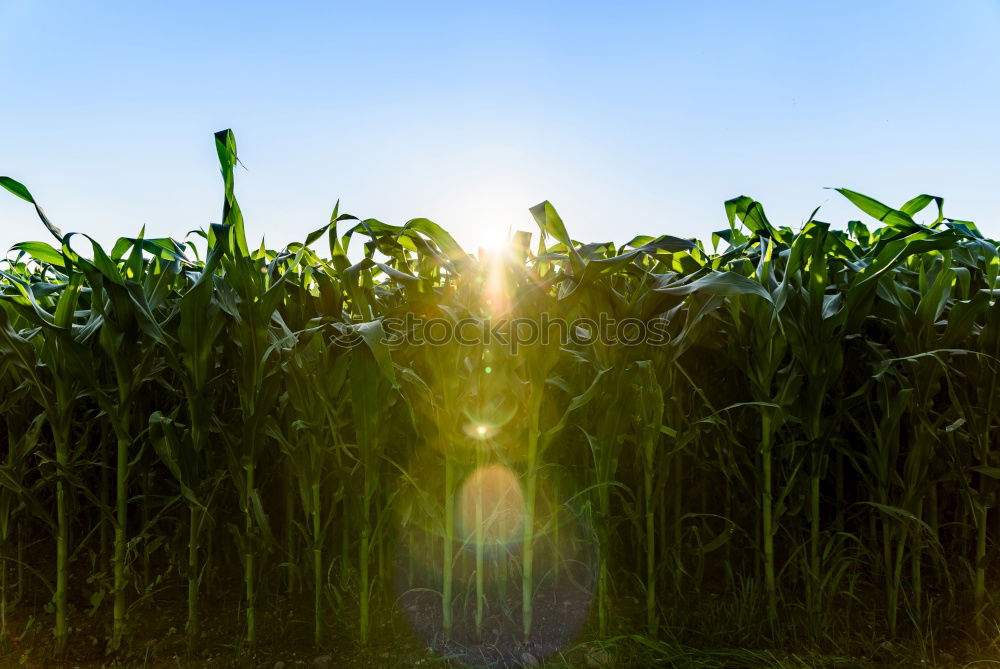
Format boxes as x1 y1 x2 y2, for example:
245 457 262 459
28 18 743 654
654 270 774 302
1 176 65 241
835 188 918 229
11 241 65 267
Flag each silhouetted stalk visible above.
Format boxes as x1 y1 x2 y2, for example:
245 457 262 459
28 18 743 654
475 448 484 639
99 426 110 563
889 523 908 636
407 533 414 589
111 429 128 649
673 453 683 587
637 363 663 636
16 524 22 606
442 455 455 640
644 454 656 635
597 474 610 636
552 479 560 589
286 470 296 596
912 496 924 621
521 391 541 640
761 412 776 626
809 454 820 615
52 413 70 654
141 466 151 589
245 462 256 646
312 482 322 645
1 533 7 638
187 504 201 650
975 473 988 629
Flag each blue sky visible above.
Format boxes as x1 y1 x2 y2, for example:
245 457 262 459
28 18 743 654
2 0 999 254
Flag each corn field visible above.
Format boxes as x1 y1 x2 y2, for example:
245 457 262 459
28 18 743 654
0 130 998 665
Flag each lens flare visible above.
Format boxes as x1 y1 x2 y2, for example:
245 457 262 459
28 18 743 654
481 242 510 316
395 452 597 668
464 420 500 440
459 464 524 545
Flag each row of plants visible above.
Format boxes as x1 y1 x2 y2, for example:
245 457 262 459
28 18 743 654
0 131 997 661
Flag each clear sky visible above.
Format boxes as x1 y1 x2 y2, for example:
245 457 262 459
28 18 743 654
2 0 999 255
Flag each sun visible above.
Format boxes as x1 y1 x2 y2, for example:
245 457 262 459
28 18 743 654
471 226 510 255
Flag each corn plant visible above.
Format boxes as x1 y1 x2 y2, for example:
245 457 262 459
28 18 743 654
0 188 98 653
0 405 44 640
0 131 998 664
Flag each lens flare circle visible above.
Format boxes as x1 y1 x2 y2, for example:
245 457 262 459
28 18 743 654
458 464 524 545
